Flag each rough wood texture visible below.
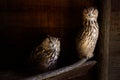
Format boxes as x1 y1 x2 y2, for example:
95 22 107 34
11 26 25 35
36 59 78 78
0 60 96 80
24 60 96 80
109 0 120 79
96 0 110 80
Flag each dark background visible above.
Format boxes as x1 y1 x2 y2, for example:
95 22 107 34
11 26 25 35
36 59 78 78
0 0 119 80
0 0 97 71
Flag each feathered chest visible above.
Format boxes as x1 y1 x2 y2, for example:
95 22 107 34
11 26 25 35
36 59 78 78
81 20 99 41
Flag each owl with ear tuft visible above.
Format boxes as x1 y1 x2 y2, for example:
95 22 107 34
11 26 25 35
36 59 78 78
76 7 99 59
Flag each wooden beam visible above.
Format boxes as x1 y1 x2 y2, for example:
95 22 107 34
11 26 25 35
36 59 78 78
96 0 111 80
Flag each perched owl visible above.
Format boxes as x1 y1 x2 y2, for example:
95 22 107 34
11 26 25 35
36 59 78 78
76 7 99 59
30 36 60 72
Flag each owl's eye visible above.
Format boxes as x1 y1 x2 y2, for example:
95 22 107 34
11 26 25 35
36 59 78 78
88 14 91 17
49 38 52 43
51 44 54 47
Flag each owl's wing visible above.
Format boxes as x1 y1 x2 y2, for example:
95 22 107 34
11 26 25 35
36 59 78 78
31 46 45 62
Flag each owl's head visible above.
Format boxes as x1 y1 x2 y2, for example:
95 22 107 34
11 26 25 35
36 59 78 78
41 35 60 51
48 36 60 50
83 7 98 20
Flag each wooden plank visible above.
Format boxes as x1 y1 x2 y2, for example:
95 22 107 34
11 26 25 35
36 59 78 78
96 0 111 80
0 60 96 80
24 60 96 80
108 1 120 80
109 11 120 80
111 0 120 12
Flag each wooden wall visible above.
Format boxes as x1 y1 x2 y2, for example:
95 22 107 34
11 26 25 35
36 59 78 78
0 0 113 80
0 0 96 70
109 0 120 80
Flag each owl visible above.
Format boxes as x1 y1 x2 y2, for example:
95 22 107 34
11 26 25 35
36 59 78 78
30 35 60 72
76 7 99 59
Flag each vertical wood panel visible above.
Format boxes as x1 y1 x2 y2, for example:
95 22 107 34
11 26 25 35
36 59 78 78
109 0 120 80
111 0 120 12
96 0 111 80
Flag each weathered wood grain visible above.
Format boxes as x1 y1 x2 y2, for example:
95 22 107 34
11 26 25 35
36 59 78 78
96 0 111 80
24 60 96 80
109 11 120 80
0 61 96 80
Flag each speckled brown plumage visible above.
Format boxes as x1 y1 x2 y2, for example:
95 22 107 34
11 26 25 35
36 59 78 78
76 7 99 59
30 36 60 72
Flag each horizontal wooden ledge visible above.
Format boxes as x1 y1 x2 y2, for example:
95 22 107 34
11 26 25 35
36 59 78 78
0 60 96 80
24 60 96 80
